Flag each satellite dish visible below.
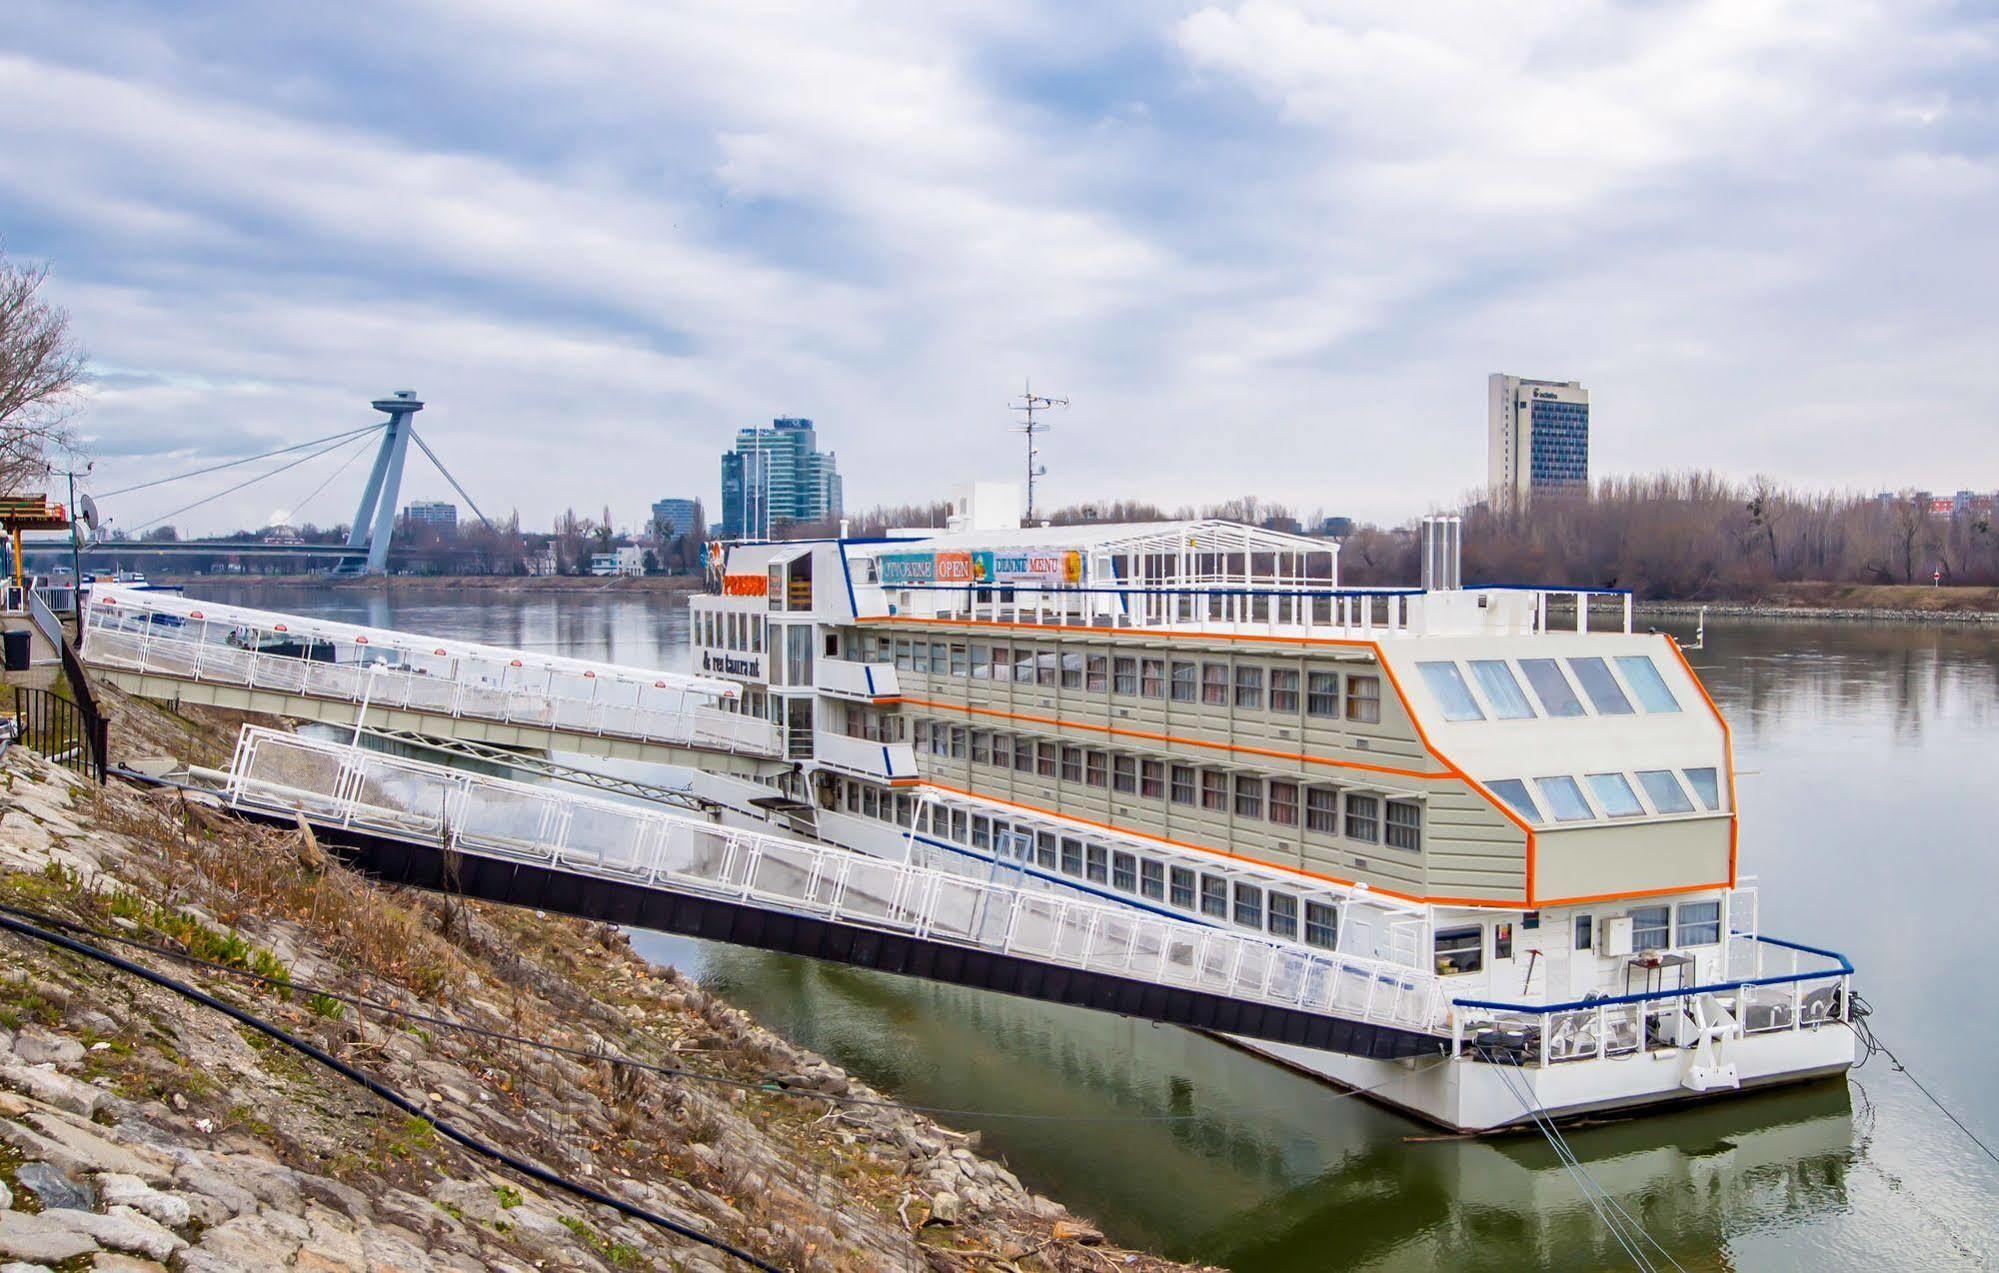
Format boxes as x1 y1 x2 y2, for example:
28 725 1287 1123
78 493 101 534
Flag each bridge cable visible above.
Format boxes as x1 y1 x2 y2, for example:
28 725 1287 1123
0 907 785 1273
129 428 380 535
283 427 384 527
0 894 1445 1126
100 423 383 497
408 426 495 530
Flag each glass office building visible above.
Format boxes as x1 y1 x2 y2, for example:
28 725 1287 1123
720 418 843 539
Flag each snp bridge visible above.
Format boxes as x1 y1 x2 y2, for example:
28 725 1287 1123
82 588 786 778
208 727 1449 1061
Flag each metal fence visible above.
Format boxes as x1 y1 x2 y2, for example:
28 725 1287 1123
223 726 1450 1035
83 587 779 757
11 685 107 782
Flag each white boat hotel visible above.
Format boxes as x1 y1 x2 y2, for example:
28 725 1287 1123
684 484 1857 1132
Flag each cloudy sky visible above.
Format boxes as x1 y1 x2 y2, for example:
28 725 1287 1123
4 1 1994 534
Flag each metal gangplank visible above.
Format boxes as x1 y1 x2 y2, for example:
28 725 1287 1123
210 726 1449 1060
81 588 787 777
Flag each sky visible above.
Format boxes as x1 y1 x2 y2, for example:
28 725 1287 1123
3 0 1995 535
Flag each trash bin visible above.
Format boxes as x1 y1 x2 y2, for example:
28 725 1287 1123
3 628 30 672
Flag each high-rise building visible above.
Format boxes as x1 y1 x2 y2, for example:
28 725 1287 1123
402 500 458 531
720 418 843 539
651 497 702 541
1487 375 1589 506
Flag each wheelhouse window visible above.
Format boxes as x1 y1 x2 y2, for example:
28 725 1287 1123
1636 769 1694 814
1586 772 1644 818
1677 900 1721 946
1270 781 1299 827
1630 905 1671 951
1304 901 1338 950
1306 672 1340 717
1685 767 1722 811
1345 793 1380 843
1233 882 1263 929
1169 867 1196 909
1346 675 1382 724
1487 779 1542 823
1268 892 1298 939
1567 657 1634 715
1417 662 1484 721
1535 776 1594 822
1170 662 1197 703
1519 659 1586 718
1271 668 1300 713
1234 665 1264 710
1201 663 1228 706
1615 655 1681 713
1469 660 1535 719
1385 800 1421 850
1233 776 1264 819
1305 787 1338 834
1434 926 1483 976
1199 875 1229 919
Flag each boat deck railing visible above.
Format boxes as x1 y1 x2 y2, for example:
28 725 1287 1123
82 587 780 757
1450 934 1853 1065
220 726 1451 1037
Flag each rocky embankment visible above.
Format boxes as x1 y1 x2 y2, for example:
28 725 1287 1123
0 689 1212 1272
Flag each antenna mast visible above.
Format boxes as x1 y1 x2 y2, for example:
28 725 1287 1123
1008 380 1068 524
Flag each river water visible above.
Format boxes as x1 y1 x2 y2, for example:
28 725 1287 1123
187 584 1999 1269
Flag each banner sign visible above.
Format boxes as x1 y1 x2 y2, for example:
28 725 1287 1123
973 549 1084 586
722 574 768 597
878 552 936 586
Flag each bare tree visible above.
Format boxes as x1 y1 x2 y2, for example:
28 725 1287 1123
0 250 87 493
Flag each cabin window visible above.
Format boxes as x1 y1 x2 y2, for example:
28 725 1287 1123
1086 655 1108 693
1271 668 1300 713
970 643 989 679
1385 800 1422 850
1677 901 1721 947
1060 838 1084 875
1058 652 1080 689
949 727 966 759
1305 902 1338 950
1535 776 1594 822
1170 867 1196 909
1037 743 1057 778
1630 905 1671 951
894 640 913 671
931 642 948 675
1494 922 1514 960
1062 747 1083 783
1685 767 1722 811
1027 651 1048 685
1113 755 1137 794
1586 772 1644 818
989 647 1010 679
1469 660 1535 719
1519 658 1586 717
1345 794 1381 843
1234 776 1264 819
1305 787 1339 834
1346 675 1382 724
1306 672 1340 717
1140 858 1166 900
1435 926 1483 976
1171 766 1196 805
1488 779 1541 823
970 732 990 765
1233 883 1264 929
1268 892 1299 939
1567 657 1634 715
1574 913 1593 952
950 809 968 840
1114 657 1138 695
1636 769 1694 814
1202 663 1228 706
1112 851 1137 892
1201 770 1228 812
1270 781 1300 827
989 733 1010 769
1140 759 1165 798
862 787 880 818
1141 659 1165 698
950 644 969 677
844 782 859 813
912 642 929 675
1014 737 1034 771
1036 833 1058 869
1085 751 1108 788
1200 875 1229 919
1616 656 1681 713
1417 662 1484 721
1086 845 1108 884
1170 662 1197 703
1234 665 1264 710
971 816 990 851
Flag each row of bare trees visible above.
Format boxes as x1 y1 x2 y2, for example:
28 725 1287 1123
0 249 85 494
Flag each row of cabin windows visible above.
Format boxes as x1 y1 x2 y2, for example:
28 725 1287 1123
860 636 1384 725
696 608 765 655
832 778 1342 948
1432 900 1724 976
911 720 1422 850
1416 655 1682 722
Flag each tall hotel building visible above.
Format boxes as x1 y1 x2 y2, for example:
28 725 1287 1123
1487 374 1589 506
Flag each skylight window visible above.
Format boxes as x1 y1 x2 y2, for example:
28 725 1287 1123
1487 779 1543 823
1567 657 1634 715
1685 767 1722 811
1586 772 1644 817
1519 659 1586 718
1636 770 1695 813
1417 662 1484 721
1615 655 1682 713
1469 660 1536 719
1535 776 1595 822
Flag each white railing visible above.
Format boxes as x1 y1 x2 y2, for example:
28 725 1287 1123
84 587 779 757
222 726 1448 1035
813 731 919 782
815 659 900 700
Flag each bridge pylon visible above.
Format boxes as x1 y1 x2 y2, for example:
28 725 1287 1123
337 391 422 576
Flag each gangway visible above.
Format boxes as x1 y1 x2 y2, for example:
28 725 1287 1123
198 726 1449 1061
81 588 787 778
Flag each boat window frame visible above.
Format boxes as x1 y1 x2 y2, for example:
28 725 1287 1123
1468 659 1536 719
1417 660 1485 721
1518 658 1587 718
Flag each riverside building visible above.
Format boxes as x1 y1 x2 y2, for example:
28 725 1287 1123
685 482 1858 1131
1488 374 1589 506
720 418 843 539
